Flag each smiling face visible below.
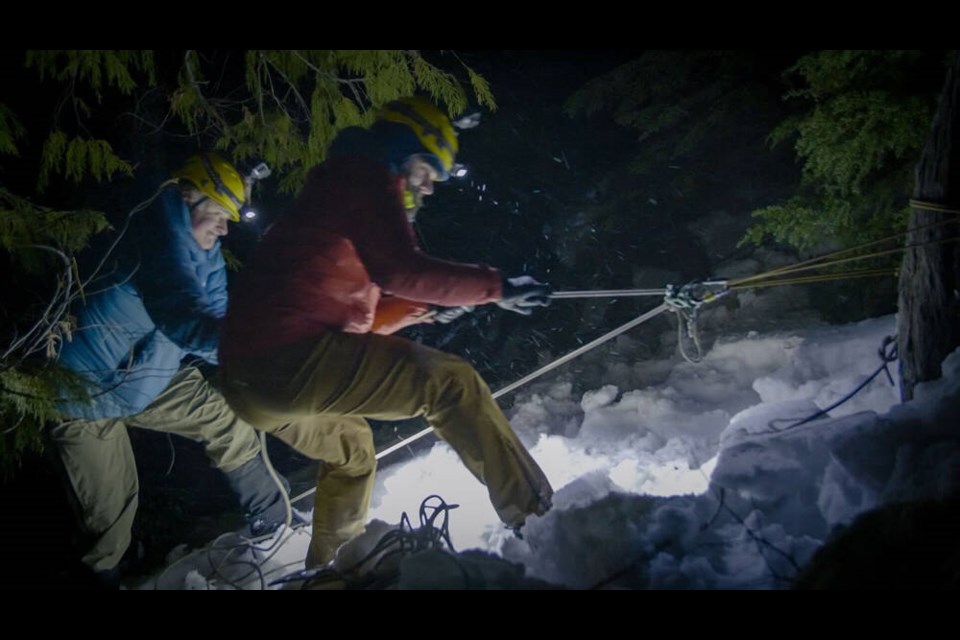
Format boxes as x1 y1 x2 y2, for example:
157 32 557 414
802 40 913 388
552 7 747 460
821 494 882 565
183 189 231 249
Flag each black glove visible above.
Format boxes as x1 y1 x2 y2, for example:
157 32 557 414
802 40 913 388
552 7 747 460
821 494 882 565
495 276 552 315
433 305 474 324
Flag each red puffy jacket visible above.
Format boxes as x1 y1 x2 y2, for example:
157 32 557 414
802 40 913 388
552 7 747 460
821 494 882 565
221 156 502 361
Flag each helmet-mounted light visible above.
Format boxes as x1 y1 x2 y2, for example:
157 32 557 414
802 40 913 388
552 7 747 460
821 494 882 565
238 162 272 222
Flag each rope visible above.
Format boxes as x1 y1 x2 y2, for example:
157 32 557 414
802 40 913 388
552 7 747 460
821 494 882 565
729 218 959 288
163 434 176 476
767 335 898 432
730 268 898 290
730 236 958 292
153 431 305 589
370 303 672 466
251 430 295 552
550 288 666 299
287 304 673 506
270 495 461 590
909 199 960 214
675 308 704 364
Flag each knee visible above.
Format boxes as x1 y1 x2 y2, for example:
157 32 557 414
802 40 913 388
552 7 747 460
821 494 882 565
332 428 376 477
428 355 487 407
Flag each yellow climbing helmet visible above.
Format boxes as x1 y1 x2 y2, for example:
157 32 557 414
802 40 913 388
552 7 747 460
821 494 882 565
172 152 247 222
376 97 459 180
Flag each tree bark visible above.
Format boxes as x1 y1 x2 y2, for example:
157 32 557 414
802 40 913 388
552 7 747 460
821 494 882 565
897 52 960 401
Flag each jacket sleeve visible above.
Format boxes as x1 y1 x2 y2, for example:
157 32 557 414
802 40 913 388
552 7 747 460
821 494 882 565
132 198 225 363
371 295 433 335
344 166 503 306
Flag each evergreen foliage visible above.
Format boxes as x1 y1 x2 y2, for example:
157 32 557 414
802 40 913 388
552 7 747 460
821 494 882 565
38 132 134 191
0 188 109 273
26 51 154 192
743 50 940 251
25 50 156 99
0 104 25 155
0 366 85 477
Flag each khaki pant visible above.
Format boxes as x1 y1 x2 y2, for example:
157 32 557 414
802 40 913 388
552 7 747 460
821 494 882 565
49 367 262 572
222 332 554 566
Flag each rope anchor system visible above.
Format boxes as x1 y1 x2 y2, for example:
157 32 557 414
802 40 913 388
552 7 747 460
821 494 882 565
663 279 730 311
663 279 730 364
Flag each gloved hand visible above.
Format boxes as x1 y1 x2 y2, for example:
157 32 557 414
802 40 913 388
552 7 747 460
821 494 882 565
433 305 475 324
495 275 551 315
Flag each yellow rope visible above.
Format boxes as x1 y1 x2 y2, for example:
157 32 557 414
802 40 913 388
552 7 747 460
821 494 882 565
729 238 895 287
730 268 898 290
729 231 960 288
909 199 960 214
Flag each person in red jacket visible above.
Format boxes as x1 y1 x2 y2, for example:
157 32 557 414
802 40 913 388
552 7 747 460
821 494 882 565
220 97 554 566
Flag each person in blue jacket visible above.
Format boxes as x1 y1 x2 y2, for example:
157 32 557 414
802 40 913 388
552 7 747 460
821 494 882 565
50 152 294 586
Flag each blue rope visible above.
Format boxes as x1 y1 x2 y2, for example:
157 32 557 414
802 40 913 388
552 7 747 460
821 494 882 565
769 335 898 431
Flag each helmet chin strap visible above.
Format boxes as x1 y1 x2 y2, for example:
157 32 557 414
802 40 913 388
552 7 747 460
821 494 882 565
189 195 210 212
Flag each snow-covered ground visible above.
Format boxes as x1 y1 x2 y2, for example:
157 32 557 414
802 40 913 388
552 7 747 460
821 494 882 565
137 313 960 589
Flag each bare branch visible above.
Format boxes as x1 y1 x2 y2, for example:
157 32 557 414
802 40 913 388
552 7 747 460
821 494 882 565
264 56 311 118
182 50 232 135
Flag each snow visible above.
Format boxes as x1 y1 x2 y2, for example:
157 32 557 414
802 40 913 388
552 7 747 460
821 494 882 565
135 313 960 589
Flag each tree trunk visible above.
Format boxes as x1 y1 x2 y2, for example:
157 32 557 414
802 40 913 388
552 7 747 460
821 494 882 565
897 52 960 401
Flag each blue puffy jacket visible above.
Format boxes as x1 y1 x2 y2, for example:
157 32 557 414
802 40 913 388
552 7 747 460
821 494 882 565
56 184 228 420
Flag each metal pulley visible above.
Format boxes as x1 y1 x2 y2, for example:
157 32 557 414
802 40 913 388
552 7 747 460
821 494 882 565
664 279 730 312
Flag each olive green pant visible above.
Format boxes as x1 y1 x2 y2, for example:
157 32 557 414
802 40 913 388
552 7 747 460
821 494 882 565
222 332 554 566
49 367 263 573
